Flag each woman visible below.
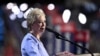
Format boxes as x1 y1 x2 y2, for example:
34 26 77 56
21 8 74 56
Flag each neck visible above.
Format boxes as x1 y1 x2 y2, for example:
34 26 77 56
30 31 41 40
35 34 41 40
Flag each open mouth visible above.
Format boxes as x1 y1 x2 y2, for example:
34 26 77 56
40 28 45 31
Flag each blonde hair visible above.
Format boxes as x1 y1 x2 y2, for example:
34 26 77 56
26 8 45 30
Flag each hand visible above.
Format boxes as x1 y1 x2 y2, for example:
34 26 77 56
55 51 75 56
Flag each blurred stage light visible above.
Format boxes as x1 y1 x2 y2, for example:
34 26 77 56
9 13 17 20
62 9 71 23
21 20 27 28
16 11 24 18
6 2 15 9
19 3 28 11
11 5 20 15
78 13 87 24
47 3 55 10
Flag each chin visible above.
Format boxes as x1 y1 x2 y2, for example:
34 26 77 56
41 31 45 33
39 30 44 33
39 32 44 36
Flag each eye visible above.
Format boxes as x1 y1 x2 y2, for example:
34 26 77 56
38 21 42 23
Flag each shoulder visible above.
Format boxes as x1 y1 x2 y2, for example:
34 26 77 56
21 33 38 46
21 33 39 52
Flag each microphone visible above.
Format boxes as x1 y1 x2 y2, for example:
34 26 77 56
46 27 94 56
46 27 61 39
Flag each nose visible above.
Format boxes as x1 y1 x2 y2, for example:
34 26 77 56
42 22 46 27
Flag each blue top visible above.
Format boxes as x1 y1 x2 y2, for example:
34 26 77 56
21 33 49 56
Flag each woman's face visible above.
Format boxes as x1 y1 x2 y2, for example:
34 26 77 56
32 15 46 34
